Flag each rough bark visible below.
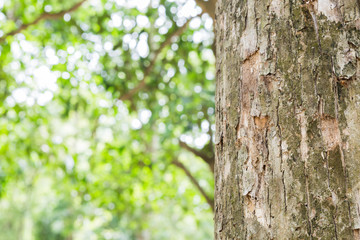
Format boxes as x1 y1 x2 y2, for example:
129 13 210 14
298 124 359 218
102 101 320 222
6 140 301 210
215 0 360 239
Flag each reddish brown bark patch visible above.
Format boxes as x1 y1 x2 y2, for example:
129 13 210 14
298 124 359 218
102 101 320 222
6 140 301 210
254 116 269 129
320 117 341 151
242 51 260 94
240 51 260 128
354 229 360 240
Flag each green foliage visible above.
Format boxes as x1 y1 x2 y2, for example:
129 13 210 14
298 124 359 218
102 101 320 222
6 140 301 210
0 0 214 239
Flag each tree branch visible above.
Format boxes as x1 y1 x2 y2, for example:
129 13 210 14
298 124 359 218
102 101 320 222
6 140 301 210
172 159 214 211
119 15 199 101
194 0 217 57
179 140 214 173
194 0 216 20
0 0 87 43
208 121 214 153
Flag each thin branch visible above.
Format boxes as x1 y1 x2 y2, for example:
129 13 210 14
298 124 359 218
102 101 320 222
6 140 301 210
119 15 200 101
179 140 214 173
194 0 216 20
208 122 214 153
0 0 87 43
172 159 214 211
193 0 217 57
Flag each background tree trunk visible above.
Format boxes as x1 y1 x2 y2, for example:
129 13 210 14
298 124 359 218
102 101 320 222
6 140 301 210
215 0 360 239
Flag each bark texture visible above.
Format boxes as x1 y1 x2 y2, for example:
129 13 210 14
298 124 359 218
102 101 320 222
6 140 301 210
215 0 360 239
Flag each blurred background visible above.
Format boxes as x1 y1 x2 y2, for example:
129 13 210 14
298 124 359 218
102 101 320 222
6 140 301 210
0 0 215 239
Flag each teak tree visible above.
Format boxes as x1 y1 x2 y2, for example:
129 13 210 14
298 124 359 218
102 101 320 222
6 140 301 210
215 0 360 239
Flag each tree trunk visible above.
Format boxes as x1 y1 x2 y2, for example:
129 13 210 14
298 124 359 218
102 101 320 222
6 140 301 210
215 0 360 239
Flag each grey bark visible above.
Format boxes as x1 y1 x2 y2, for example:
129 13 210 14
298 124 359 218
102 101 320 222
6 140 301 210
215 0 360 239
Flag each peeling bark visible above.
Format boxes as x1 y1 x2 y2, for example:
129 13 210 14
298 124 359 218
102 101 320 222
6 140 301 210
215 0 360 239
